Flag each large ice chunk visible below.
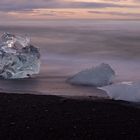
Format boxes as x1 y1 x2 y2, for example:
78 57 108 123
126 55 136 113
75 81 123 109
67 63 115 87
0 32 40 79
100 82 140 102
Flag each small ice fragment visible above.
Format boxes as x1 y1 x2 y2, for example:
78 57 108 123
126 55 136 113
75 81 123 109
67 63 115 87
0 33 40 79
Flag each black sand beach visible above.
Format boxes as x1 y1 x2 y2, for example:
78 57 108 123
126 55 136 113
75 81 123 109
0 93 140 140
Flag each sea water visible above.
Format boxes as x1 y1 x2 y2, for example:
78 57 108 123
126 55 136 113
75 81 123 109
0 20 140 97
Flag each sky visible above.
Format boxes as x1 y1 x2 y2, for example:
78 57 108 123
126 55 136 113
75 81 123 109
0 0 140 21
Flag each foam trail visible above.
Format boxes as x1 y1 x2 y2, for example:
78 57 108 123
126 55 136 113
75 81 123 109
100 81 140 102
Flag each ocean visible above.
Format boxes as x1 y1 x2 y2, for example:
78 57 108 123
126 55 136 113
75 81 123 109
0 20 140 97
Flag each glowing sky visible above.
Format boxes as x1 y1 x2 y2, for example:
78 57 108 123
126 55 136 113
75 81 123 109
0 0 140 21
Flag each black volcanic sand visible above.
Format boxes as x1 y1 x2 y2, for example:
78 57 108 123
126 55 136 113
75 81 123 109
0 93 140 140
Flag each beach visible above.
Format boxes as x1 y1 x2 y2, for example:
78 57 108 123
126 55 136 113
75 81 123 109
0 20 140 139
0 93 140 139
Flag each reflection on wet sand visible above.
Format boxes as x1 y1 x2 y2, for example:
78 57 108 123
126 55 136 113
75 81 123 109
0 76 108 98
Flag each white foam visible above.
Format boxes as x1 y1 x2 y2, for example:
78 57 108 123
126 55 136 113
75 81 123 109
100 81 140 102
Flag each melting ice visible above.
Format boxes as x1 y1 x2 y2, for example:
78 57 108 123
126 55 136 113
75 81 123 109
67 63 115 87
0 33 40 79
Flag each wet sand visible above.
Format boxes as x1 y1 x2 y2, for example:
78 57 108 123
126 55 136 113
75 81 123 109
0 75 109 98
0 93 140 140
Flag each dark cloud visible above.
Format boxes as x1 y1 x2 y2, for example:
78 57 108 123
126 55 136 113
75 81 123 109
102 0 133 1
106 0 140 2
0 0 138 12
134 0 140 1
88 10 140 17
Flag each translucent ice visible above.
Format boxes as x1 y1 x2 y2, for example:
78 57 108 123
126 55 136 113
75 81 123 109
67 63 115 87
100 82 140 102
0 33 40 79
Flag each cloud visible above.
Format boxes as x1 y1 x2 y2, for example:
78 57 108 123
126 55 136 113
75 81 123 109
0 0 137 12
101 0 140 3
88 10 140 17
102 0 129 1
0 0 139 20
